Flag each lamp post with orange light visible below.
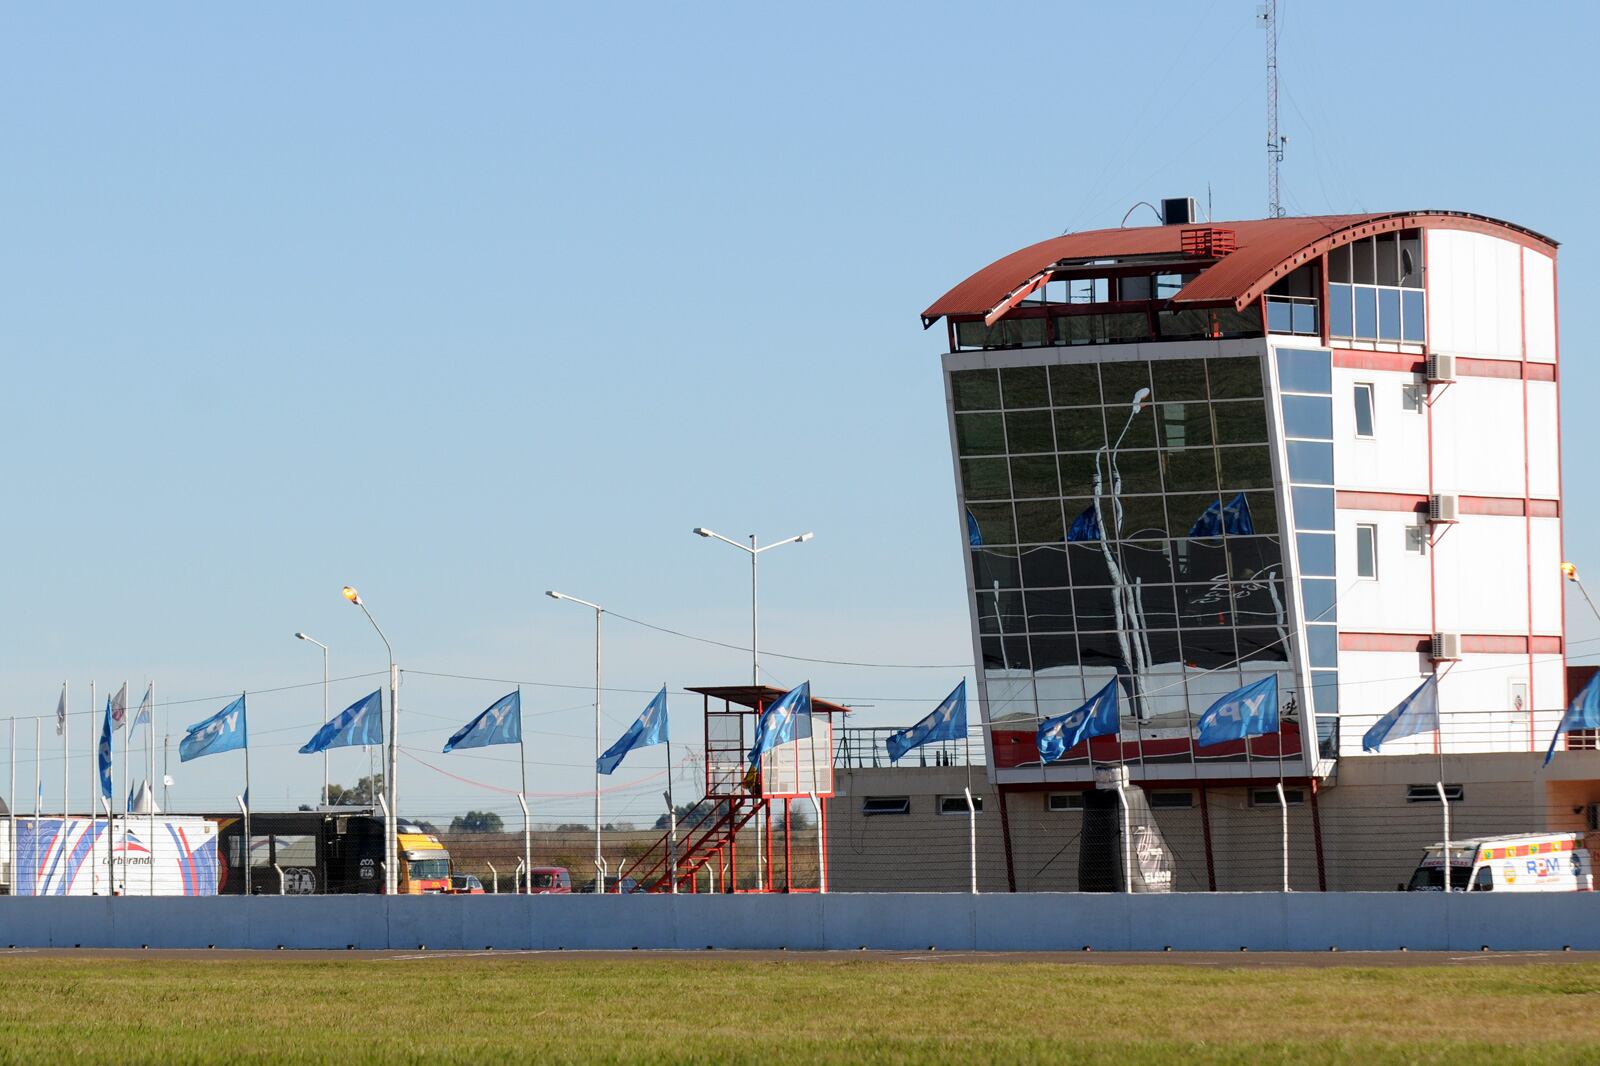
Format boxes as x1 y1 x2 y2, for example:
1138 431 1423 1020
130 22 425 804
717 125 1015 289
343 585 399 895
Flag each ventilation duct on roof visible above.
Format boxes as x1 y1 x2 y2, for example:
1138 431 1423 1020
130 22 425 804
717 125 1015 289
1161 197 1199 225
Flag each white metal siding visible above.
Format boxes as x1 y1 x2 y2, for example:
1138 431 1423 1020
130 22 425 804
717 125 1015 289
1427 229 1524 359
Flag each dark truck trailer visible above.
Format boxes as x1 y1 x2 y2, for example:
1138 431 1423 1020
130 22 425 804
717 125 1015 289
210 808 396 895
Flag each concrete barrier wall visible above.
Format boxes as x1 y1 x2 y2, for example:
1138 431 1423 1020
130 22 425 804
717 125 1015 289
0 893 1594 952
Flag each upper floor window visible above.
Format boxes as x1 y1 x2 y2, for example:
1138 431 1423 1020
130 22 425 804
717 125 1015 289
1353 384 1375 437
1328 231 1426 344
1356 523 1378 579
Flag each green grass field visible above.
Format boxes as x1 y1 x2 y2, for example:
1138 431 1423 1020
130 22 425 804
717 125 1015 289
0 954 1597 1064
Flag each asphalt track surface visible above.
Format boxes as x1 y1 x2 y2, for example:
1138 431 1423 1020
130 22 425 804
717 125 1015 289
4 947 1598 967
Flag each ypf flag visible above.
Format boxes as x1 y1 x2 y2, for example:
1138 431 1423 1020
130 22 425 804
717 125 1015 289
97 697 114 801
886 680 966 763
300 690 383 754
180 695 247 762
1196 675 1279 748
1545 673 1600 767
443 690 521 753
1362 676 1439 753
747 682 812 766
130 684 152 738
1038 679 1120 763
597 687 670 775
109 682 128 732
55 685 66 737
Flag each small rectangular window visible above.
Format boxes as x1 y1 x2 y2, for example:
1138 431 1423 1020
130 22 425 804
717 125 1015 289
1406 525 1428 554
938 795 982 815
1148 791 1194 809
1407 784 1463 804
1353 384 1375 437
861 796 910 816
1047 793 1083 812
1356 524 1378 579
1249 788 1305 807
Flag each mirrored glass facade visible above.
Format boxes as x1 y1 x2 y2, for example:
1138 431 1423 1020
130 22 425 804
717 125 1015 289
952 354 1313 765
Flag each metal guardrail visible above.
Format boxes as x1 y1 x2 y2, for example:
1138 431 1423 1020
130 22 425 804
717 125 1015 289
834 727 984 769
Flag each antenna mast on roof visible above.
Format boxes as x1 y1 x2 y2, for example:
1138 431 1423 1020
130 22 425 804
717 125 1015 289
1259 0 1286 217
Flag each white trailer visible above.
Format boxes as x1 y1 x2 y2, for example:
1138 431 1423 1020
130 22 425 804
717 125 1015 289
0 816 218 896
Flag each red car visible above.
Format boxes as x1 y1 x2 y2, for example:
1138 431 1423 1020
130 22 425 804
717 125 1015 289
523 867 572 894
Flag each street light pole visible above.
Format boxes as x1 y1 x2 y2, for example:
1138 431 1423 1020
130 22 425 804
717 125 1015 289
692 528 814 686
547 590 605 894
342 586 398 895
295 632 330 806
693 527 814 892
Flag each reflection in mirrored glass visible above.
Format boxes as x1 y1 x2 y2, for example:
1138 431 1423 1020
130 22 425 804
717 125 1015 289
1019 545 1070 588
1131 585 1179 630
977 590 1025 636
1049 363 1101 406
1177 583 1234 627
1013 499 1065 544
1029 635 1080 672
1300 578 1337 624
955 412 1006 455
1232 580 1289 628
1024 589 1075 633
972 548 1020 591
1207 357 1264 398
960 457 1010 500
1182 628 1238 670
1004 409 1055 453
951 369 1001 411
1286 441 1334 484
1000 365 1050 408
1054 408 1107 451
1235 627 1291 663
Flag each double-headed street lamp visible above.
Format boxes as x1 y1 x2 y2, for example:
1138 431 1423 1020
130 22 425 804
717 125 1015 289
294 632 330 806
694 527 813 893
343 585 399 895
546 589 605 894
692 528 814 686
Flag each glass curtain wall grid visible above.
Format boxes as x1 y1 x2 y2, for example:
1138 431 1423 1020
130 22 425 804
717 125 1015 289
951 353 1305 771
1327 230 1425 345
1273 346 1338 758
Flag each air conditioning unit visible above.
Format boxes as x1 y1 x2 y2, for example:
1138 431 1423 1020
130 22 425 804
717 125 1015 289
1431 632 1463 662
1428 493 1460 524
1425 353 1457 383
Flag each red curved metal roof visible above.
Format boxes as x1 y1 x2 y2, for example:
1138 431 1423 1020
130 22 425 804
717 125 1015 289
921 211 1557 326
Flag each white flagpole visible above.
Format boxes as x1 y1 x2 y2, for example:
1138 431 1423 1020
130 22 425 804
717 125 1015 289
519 686 530 894
119 679 128 896
1277 712 1289 894
242 693 252 898
965 723 977 894
61 682 69 838
665 684 676 894
149 682 157 897
9 718 16 896
34 717 42 823
88 681 96 895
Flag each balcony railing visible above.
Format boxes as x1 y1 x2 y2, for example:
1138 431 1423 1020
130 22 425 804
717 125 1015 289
1265 295 1319 336
834 727 985 769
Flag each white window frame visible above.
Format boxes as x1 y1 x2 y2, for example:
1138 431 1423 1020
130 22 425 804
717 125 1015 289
1047 793 1083 812
1353 382 1376 438
1356 523 1378 580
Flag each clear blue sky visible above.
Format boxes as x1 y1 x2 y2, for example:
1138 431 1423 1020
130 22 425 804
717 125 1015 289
2 2 1595 827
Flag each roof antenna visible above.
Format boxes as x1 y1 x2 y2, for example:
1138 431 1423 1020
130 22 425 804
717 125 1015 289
1258 0 1286 217
1207 182 1213 223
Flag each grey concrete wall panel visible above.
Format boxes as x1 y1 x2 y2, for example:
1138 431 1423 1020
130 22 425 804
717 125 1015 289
1 893 1598 951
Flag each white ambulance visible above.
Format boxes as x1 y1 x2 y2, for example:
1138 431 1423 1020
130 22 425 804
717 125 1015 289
1406 833 1593 892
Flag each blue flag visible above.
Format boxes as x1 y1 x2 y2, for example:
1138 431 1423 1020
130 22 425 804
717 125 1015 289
1362 676 1439 753
597 687 670 775
1196 675 1279 747
97 698 113 801
301 690 383 754
1038 680 1120 763
748 682 812 766
887 681 966 763
180 695 248 763
966 509 983 546
1545 673 1600 767
443 690 521 753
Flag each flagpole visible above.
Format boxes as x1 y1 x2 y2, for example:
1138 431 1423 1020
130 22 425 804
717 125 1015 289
242 693 252 898
1437 676 1450 894
149 682 156 897
88 681 96 895
8 719 16 897
664 683 677 894
518 687 530 895
1276 699 1289 894
965 704 977 895
61 682 69 845
120 679 129 896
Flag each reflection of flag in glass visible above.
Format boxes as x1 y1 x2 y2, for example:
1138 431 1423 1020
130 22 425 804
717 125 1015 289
1067 504 1102 542
966 509 982 546
1188 492 1255 537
